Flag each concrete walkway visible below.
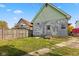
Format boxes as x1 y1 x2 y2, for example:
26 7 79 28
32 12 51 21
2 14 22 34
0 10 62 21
28 48 50 56
55 37 78 48
26 37 79 56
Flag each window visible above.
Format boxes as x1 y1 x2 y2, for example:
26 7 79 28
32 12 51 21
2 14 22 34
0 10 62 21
47 25 50 30
61 24 66 29
37 23 39 25
20 24 27 29
31 23 33 24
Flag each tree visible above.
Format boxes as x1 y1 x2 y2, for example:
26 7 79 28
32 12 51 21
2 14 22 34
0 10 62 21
0 20 8 29
68 24 74 35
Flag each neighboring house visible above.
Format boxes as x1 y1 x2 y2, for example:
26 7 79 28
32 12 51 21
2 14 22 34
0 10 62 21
32 3 71 37
13 18 33 30
75 21 79 28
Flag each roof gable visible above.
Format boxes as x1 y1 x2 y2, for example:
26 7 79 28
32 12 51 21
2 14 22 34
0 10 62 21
14 18 32 27
32 3 71 23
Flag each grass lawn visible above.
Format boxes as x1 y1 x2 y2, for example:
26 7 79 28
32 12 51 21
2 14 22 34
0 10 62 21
0 37 69 56
46 47 79 56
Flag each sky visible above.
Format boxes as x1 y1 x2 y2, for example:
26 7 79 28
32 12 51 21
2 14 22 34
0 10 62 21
0 3 79 28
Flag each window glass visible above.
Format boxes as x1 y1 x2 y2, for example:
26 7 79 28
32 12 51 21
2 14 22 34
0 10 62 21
37 23 39 25
61 24 66 29
47 25 50 30
20 24 27 29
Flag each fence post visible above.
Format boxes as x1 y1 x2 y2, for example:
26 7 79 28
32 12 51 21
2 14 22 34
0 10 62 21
1 22 3 40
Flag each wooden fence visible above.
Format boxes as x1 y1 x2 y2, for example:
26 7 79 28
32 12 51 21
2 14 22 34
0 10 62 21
0 29 28 39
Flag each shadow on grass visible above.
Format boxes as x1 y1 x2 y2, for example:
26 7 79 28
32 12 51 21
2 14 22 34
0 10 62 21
0 45 27 56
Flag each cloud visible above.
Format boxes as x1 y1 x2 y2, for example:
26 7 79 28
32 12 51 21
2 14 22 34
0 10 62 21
13 17 18 20
6 9 12 12
58 6 62 9
0 4 5 8
13 10 23 14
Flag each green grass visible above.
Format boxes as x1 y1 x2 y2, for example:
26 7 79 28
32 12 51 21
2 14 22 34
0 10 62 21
46 47 79 56
0 37 69 56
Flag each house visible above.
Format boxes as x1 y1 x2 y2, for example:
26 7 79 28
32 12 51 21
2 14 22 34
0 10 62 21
13 18 33 30
32 3 71 37
75 21 79 28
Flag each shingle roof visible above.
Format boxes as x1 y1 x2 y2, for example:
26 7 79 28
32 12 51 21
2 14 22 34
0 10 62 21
13 18 33 29
16 18 33 27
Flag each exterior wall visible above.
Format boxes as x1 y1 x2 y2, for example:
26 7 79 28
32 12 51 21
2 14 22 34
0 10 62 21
33 5 66 24
57 19 68 36
33 22 44 36
33 19 68 37
33 5 68 37
14 21 32 30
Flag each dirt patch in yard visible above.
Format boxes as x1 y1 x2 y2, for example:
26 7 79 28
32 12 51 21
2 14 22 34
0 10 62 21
68 41 79 48
65 37 79 48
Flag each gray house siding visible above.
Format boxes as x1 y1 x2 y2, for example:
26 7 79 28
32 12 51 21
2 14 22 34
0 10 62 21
33 19 68 37
32 4 70 37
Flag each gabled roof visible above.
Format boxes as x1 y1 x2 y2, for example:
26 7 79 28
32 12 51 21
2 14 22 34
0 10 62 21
14 18 33 28
32 3 71 23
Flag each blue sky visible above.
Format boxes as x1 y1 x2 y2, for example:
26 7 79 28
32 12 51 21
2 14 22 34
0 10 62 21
0 3 79 28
